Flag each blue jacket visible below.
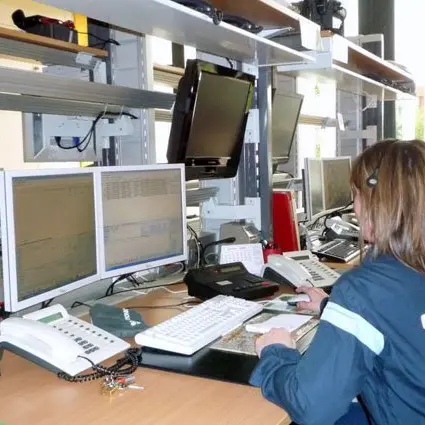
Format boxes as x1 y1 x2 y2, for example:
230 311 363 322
250 255 425 425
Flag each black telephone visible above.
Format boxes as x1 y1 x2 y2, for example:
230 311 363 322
184 262 279 301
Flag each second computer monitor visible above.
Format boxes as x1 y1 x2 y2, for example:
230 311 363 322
272 92 303 163
304 157 352 220
97 165 187 278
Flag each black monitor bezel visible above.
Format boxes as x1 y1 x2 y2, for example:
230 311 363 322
167 59 255 181
271 90 304 165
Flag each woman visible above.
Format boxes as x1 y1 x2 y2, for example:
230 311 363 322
250 139 425 425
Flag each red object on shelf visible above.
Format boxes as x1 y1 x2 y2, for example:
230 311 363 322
272 190 301 253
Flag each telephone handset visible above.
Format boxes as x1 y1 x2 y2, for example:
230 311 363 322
262 254 312 288
0 304 130 376
262 250 341 289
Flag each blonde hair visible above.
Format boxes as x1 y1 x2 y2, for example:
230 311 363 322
351 139 425 273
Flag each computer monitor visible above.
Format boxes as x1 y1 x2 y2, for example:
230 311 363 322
304 157 352 220
272 92 304 164
1 169 99 312
167 59 255 180
96 164 187 278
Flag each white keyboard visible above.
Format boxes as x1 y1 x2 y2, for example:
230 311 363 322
135 295 263 355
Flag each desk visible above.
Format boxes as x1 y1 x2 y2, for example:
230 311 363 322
0 284 291 425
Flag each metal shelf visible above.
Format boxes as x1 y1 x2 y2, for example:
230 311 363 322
208 0 316 34
278 34 415 101
0 67 175 112
39 0 315 66
0 93 134 117
0 27 107 69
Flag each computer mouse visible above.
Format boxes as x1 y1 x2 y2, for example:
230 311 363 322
287 294 311 305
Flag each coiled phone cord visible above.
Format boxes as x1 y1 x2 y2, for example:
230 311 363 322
57 348 140 383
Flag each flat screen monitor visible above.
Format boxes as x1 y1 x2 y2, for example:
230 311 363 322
304 157 352 220
167 60 255 180
97 164 187 278
1 169 99 312
272 92 304 163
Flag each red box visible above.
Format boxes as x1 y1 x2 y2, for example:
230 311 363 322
272 190 301 252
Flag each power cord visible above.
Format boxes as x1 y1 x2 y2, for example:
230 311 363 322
105 273 137 298
225 57 235 69
74 30 121 49
57 347 140 383
41 299 54 309
187 224 202 268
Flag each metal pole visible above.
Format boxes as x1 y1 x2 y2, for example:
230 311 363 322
257 66 273 240
359 0 396 139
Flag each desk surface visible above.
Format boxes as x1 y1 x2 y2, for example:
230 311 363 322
0 285 291 425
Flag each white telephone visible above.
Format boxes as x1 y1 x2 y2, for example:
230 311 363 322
262 250 341 289
0 304 130 376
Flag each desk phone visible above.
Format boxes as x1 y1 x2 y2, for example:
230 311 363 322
0 304 130 376
312 239 363 263
262 250 340 289
184 262 279 300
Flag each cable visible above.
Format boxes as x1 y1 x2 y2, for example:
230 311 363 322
74 30 121 49
307 200 354 229
200 237 236 266
187 224 202 268
70 301 92 309
105 273 135 297
57 348 140 383
41 299 54 309
225 57 234 69
55 111 138 153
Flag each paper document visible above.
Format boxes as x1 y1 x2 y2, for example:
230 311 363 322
219 243 264 276
245 314 313 334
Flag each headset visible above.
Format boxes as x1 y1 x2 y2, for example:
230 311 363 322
366 139 400 188
366 168 379 188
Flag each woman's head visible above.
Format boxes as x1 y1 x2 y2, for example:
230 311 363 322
350 139 425 272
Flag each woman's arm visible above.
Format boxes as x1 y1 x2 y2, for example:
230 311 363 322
250 277 384 425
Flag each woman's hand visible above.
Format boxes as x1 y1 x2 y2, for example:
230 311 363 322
255 328 296 357
295 286 328 313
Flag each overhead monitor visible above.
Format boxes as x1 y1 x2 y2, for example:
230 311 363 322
272 92 304 164
304 157 352 220
97 164 187 278
1 169 99 312
167 59 255 180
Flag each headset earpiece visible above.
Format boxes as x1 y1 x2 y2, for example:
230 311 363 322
366 168 379 188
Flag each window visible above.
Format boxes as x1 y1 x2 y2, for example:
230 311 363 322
395 0 424 140
296 77 337 177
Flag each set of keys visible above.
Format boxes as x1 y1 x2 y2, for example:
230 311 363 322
101 375 144 396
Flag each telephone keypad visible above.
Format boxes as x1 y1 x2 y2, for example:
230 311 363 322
50 316 123 354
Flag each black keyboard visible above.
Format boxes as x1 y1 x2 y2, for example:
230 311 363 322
312 239 363 263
